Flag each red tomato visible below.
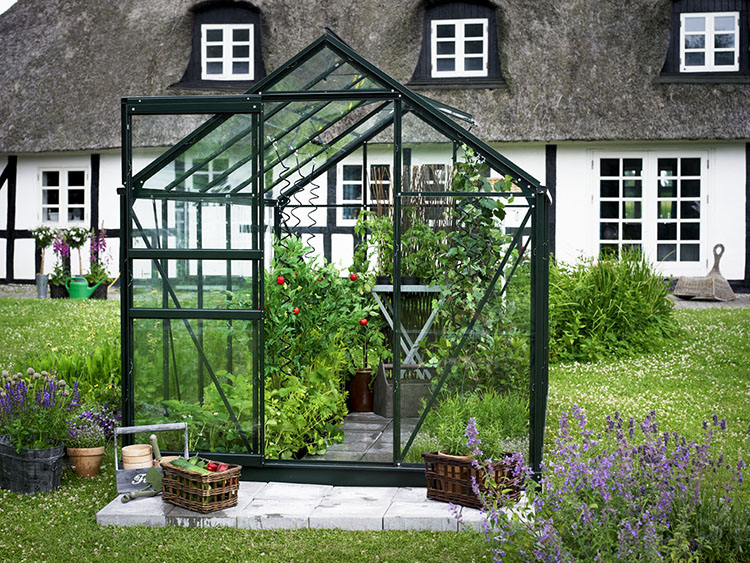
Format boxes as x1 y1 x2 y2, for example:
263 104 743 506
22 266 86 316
317 278 323 282
293 307 300 315
277 275 285 285
360 318 368 326
350 273 358 281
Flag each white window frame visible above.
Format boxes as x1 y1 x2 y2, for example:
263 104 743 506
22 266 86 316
680 11 739 72
431 18 489 78
39 168 89 226
337 161 393 226
201 23 254 80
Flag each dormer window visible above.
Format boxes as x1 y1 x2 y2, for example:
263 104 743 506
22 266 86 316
431 19 488 77
201 24 254 80
680 12 739 72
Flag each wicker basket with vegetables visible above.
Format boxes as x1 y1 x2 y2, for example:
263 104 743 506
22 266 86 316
161 456 241 513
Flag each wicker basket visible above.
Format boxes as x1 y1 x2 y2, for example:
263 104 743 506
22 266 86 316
161 458 241 514
422 451 522 509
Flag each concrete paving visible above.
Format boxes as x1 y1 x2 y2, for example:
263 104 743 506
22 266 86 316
97 481 482 531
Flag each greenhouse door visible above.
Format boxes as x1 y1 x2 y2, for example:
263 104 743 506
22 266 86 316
120 96 266 464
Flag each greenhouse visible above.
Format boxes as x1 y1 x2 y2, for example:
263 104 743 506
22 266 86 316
120 30 549 486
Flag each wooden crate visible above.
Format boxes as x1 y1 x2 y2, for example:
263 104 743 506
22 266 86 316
161 458 241 514
422 451 522 509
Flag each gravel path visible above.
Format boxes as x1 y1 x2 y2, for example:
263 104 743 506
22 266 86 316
0 283 120 300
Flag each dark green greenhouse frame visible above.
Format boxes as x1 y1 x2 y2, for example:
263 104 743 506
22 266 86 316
120 31 549 486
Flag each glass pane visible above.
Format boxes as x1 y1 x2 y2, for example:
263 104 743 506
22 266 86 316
681 179 700 198
681 223 700 240
684 16 705 33
371 164 391 181
343 165 362 181
465 57 484 71
623 179 641 198
206 29 222 42
714 52 735 66
600 158 619 176
436 24 455 38
715 33 735 48
465 40 484 54
622 201 641 219
658 201 676 219
233 28 250 42
714 15 736 31
657 222 677 240
232 62 249 74
623 159 642 176
685 52 705 66
681 201 700 219
206 62 223 74
437 42 455 55
684 35 705 49
600 223 618 240
342 206 359 220
465 23 484 37
657 244 677 261
343 184 362 200
68 208 84 221
600 180 619 198
600 201 619 218
68 189 85 205
436 59 455 71
44 208 59 222
233 45 250 58
600 244 619 258
207 45 223 58
68 170 85 186
658 158 677 177
622 223 641 240
658 179 676 198
681 158 700 176
680 244 700 261
42 171 59 187
43 189 59 205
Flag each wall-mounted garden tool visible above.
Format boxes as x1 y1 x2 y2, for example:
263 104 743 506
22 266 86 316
674 243 736 301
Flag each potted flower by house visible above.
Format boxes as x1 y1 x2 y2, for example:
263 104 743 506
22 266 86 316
30 225 56 299
64 226 89 278
0 368 81 493
85 228 113 299
66 406 108 477
49 232 70 299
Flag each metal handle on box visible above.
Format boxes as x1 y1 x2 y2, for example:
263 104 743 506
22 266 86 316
113 422 189 469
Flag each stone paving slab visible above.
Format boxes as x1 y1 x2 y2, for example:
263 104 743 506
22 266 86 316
96 481 484 532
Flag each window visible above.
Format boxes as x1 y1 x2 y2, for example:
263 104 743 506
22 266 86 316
595 154 704 266
40 169 87 225
341 164 363 221
680 12 739 72
192 157 229 191
338 162 392 224
201 24 254 80
431 19 488 77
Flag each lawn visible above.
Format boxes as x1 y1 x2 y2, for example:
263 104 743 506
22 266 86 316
0 298 748 561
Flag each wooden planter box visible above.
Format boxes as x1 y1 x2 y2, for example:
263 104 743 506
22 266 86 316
162 457 241 514
422 451 522 509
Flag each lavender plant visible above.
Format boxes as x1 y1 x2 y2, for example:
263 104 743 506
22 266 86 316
0 368 81 453
67 403 118 448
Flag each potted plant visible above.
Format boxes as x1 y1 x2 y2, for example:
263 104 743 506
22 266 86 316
347 316 388 412
353 210 393 285
64 226 89 278
85 228 112 299
30 226 56 299
49 232 70 299
66 405 108 477
0 368 81 493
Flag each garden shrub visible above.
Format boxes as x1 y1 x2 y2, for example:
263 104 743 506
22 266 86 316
549 250 677 362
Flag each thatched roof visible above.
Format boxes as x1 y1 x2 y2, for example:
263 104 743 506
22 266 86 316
1 0 749 153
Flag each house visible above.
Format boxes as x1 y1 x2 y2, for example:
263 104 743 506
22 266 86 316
1 0 748 289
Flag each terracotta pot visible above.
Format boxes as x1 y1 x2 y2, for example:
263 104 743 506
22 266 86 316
67 446 105 477
349 369 374 412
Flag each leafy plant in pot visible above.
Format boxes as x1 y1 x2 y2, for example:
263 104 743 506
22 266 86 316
66 407 107 477
30 225 56 298
348 317 384 412
49 232 71 299
84 228 113 299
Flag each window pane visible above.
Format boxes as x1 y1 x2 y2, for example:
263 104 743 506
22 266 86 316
622 243 642 253
658 222 677 240
233 45 250 58
436 24 455 38
207 45 223 58
714 52 735 66
684 16 705 32
714 33 735 48
681 179 700 198
600 244 619 258
44 208 59 222
437 42 455 55
623 179 642 198
623 159 642 177
343 184 362 200
193 173 208 191
714 16 736 31
600 158 619 176
233 28 250 42
206 29 222 42
622 223 641 240
464 57 484 71
681 223 700 240
68 189 85 205
68 170 85 186
600 223 618 240
213 158 229 172
658 201 676 219
43 189 59 205
465 23 484 37
600 201 619 218
371 165 391 181
42 171 59 187
232 62 249 74
681 201 700 219
343 165 362 181
465 40 484 54
684 35 705 49
343 207 360 220
622 201 641 219
680 158 700 176
658 158 677 177
436 59 455 71
206 62 222 75
600 180 619 198
680 244 700 261
657 244 677 261
658 179 676 198
68 208 84 222
685 52 705 66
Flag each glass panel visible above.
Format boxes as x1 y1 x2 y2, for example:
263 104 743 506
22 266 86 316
715 33 735 48
68 170 85 186
658 201 676 219
680 244 700 261
685 35 705 49
600 201 618 218
437 59 455 71
44 208 59 222
232 62 249 74
714 52 735 66
465 40 484 54
436 24 455 38
206 62 223 74
68 189 85 205
681 179 700 198
714 15 736 31
600 158 619 176
623 180 641 198
622 223 641 240
465 57 484 71
658 222 677 240
465 23 484 37
684 16 705 33
622 201 641 219
658 179 676 198
685 52 705 66
206 29 222 41
680 158 700 176
623 159 642 176
343 184 362 200
233 45 250 58
42 171 59 187
233 28 250 41
600 244 619 258
600 180 619 198
342 206 360 220
343 165 362 181
681 223 700 240
207 45 223 58
43 189 59 205
437 42 455 55
657 244 677 261
68 208 85 222
600 223 618 240
622 243 642 253
658 158 677 177
681 201 700 219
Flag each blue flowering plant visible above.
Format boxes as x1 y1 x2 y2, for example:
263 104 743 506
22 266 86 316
66 404 119 449
0 368 81 453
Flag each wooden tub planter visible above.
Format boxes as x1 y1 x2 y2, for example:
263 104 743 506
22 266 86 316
422 451 522 509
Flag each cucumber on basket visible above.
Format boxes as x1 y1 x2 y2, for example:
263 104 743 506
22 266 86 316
170 457 214 475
